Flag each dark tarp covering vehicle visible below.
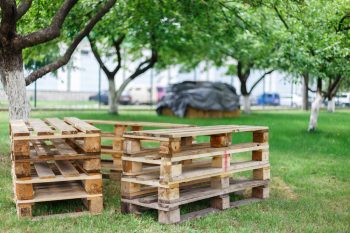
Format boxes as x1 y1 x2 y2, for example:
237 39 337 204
156 81 240 117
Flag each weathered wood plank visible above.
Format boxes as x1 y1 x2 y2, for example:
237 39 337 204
64 117 100 134
54 160 79 177
33 162 55 179
28 119 54 135
45 118 77 135
10 120 30 137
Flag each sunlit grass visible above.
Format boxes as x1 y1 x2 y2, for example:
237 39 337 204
0 109 349 232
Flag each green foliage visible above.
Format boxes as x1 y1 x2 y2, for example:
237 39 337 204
265 0 350 79
19 0 112 70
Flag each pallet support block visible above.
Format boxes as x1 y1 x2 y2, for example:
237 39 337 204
123 161 142 174
158 207 180 224
14 162 31 178
121 202 140 214
160 160 182 182
158 184 180 203
211 195 230 210
252 149 269 161
253 166 270 180
253 131 268 143
84 196 103 214
82 158 101 172
124 139 141 154
121 181 141 198
211 176 230 189
252 184 270 199
15 183 34 200
12 140 30 160
210 134 232 147
84 179 103 194
16 203 33 218
83 137 101 153
160 139 181 156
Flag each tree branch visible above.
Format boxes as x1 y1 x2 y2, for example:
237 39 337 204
328 76 342 98
111 33 125 76
336 13 350 33
248 69 274 95
130 49 158 80
273 6 289 30
88 35 112 77
25 0 116 86
14 0 78 49
16 0 32 21
308 87 316 93
115 49 158 102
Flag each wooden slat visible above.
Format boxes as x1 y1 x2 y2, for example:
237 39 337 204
54 160 79 177
64 117 100 133
27 149 99 162
122 142 268 163
85 119 191 128
45 118 77 135
51 139 76 155
121 161 270 187
16 173 102 184
16 181 102 204
28 119 54 135
33 162 55 179
32 140 55 157
124 125 268 138
10 120 30 137
11 132 100 141
121 180 267 211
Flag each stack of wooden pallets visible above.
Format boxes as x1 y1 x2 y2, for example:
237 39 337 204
121 125 270 224
10 117 103 218
85 120 190 180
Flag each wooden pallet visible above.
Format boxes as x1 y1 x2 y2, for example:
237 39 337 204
121 125 270 224
10 117 103 218
85 120 191 180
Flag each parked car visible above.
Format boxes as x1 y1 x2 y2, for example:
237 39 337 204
257 93 280 106
128 85 157 105
335 93 350 107
88 91 131 105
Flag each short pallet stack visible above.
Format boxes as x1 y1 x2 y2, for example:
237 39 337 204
121 125 270 224
10 117 103 218
85 120 190 180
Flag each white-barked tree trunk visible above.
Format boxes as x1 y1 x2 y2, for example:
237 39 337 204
242 95 251 114
327 98 335 113
0 53 30 120
308 92 322 132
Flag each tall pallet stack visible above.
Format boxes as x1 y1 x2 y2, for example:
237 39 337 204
10 117 103 218
85 120 190 180
121 125 270 224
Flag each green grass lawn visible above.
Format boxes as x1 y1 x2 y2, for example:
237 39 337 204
0 110 349 233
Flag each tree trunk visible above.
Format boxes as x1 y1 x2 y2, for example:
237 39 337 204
242 95 251 114
107 77 117 114
327 98 335 113
308 78 322 132
302 73 309 111
0 51 30 120
115 76 134 114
